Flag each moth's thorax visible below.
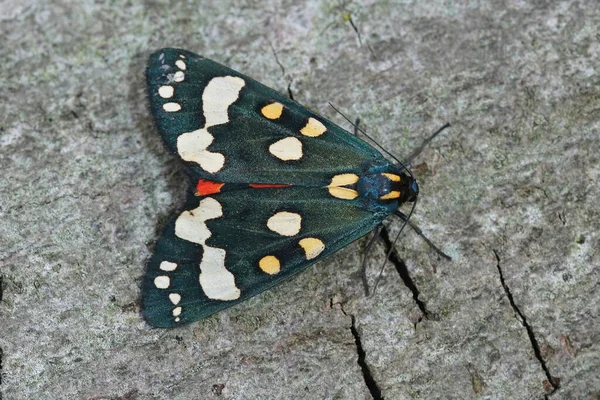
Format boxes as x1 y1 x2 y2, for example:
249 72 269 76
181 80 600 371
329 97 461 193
356 167 418 206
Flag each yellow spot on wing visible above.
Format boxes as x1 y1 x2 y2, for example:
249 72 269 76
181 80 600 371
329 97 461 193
259 255 281 275
328 173 359 200
299 238 325 260
328 187 358 200
381 173 401 182
261 102 284 119
300 117 327 137
330 174 359 187
380 191 401 200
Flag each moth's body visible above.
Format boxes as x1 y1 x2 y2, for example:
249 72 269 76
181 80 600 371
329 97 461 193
144 49 418 327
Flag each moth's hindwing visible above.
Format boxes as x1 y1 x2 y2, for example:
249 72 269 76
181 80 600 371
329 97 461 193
143 48 412 327
142 189 389 327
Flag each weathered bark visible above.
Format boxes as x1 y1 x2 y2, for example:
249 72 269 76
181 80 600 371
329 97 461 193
1 1 598 399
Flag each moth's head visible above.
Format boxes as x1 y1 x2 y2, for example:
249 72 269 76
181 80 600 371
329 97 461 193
384 169 418 204
404 174 419 203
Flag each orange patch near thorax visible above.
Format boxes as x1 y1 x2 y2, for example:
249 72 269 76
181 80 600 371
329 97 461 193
195 179 225 196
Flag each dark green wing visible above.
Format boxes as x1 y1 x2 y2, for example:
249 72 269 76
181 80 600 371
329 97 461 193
142 187 390 327
146 48 391 187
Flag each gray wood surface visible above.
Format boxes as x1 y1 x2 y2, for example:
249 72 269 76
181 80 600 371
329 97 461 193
1 1 598 399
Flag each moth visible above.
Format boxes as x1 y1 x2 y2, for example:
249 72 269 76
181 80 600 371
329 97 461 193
143 48 435 328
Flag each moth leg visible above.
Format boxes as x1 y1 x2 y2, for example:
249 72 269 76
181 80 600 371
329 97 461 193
353 118 361 137
361 223 384 296
395 211 452 260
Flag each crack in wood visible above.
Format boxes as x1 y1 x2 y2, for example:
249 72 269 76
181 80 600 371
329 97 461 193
493 250 560 394
333 300 383 400
379 226 430 318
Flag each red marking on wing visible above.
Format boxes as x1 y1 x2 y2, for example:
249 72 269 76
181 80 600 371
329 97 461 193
249 183 292 189
195 179 225 196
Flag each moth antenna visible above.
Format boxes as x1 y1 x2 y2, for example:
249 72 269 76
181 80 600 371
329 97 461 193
329 105 450 178
330 102 450 163
406 122 451 163
328 103 405 166
394 211 452 260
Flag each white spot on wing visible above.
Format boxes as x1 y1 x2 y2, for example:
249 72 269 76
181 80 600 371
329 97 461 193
177 129 225 173
175 60 187 70
158 85 174 98
199 246 240 301
267 211 302 236
173 71 184 82
175 197 222 244
269 137 303 161
172 306 182 316
163 102 181 112
330 174 359 187
202 76 245 127
176 76 245 173
154 276 170 289
174 197 240 301
169 293 181 305
159 261 177 271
